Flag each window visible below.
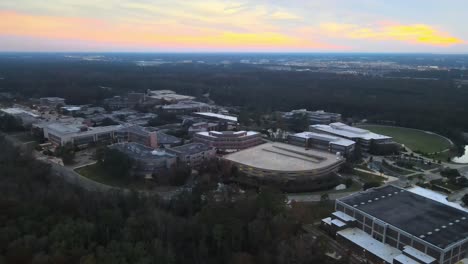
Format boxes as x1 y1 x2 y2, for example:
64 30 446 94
386 228 398 239
427 247 440 259
355 212 364 222
413 240 425 252
400 234 411 245
373 223 384 234
387 238 397 247
364 225 372 234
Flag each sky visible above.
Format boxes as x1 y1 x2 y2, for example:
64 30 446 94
0 0 467 53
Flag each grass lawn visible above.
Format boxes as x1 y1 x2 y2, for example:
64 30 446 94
353 169 387 184
358 125 452 153
75 163 149 190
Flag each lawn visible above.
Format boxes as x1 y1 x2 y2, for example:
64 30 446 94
353 169 387 184
358 125 452 154
75 163 149 190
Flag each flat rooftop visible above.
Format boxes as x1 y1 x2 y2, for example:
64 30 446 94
111 142 174 159
223 142 343 172
292 131 355 147
169 143 212 155
311 122 391 141
194 112 238 122
197 130 258 138
339 185 468 249
1 107 40 118
338 228 402 263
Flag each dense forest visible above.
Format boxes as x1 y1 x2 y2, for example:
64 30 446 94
0 55 467 145
0 136 341 264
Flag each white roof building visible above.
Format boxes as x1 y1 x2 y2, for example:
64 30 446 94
311 122 392 141
293 131 356 147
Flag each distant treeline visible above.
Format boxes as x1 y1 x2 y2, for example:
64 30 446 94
0 58 467 145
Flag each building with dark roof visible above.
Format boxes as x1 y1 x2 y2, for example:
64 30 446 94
322 185 468 264
282 109 342 125
167 143 216 167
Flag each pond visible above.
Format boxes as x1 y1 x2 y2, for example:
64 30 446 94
452 146 468 164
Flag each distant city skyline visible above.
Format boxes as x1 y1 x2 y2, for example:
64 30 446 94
1 0 467 53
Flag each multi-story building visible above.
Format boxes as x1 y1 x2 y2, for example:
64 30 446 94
310 122 393 152
288 131 356 156
193 130 263 151
110 142 176 177
167 143 216 168
116 125 182 148
103 96 130 110
223 142 345 192
1 107 40 127
45 123 122 147
162 101 211 114
283 109 342 125
116 125 158 148
40 97 66 107
193 112 238 123
146 90 195 103
188 122 219 135
322 185 468 264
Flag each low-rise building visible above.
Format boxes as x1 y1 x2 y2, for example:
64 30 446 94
116 125 158 148
45 123 122 147
116 125 182 148
1 107 40 127
310 122 393 152
167 143 216 167
223 142 345 192
283 109 342 125
103 96 130 110
193 112 238 124
40 97 66 107
322 185 468 264
110 142 176 177
288 131 356 156
188 122 219 135
193 130 263 151
147 90 195 103
162 101 211 114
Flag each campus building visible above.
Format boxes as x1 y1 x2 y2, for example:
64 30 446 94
116 125 158 148
188 122 219 135
146 90 195 103
310 122 393 152
1 107 40 127
116 125 182 148
288 131 356 156
45 123 122 147
161 101 211 114
322 185 468 264
193 112 238 129
193 130 263 151
283 109 342 125
110 142 176 177
223 142 345 192
167 143 216 168
39 97 66 107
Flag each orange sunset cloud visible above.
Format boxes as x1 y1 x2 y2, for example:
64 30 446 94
0 10 335 50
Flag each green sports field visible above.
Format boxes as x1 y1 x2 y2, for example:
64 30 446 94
357 125 452 153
